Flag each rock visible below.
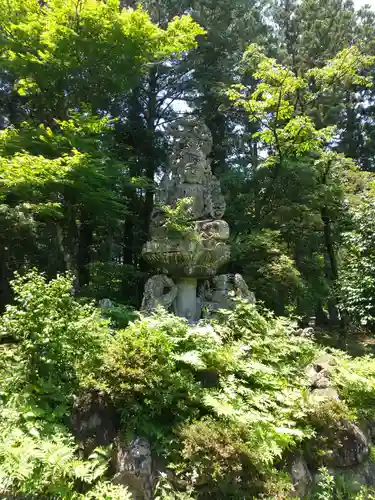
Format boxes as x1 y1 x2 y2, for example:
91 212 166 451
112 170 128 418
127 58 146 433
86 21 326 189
113 438 154 500
348 460 375 489
290 455 312 498
70 389 119 456
313 421 370 468
368 421 375 441
336 423 370 467
99 298 113 309
314 353 337 372
313 460 375 496
311 387 340 401
311 371 331 389
297 327 314 338
305 364 318 384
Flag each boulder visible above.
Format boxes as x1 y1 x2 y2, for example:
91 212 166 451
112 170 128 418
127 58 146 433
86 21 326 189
70 389 119 456
313 421 370 468
113 438 154 500
305 364 318 384
314 353 337 372
311 370 331 389
290 455 313 498
311 387 340 401
313 460 375 496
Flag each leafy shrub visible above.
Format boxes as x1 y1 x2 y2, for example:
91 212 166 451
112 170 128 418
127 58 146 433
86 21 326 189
4 271 375 498
94 300 375 497
83 262 146 308
93 301 321 496
83 481 132 499
0 271 120 498
100 301 139 329
96 311 202 446
0 270 110 408
230 230 306 316
0 396 130 499
331 352 375 420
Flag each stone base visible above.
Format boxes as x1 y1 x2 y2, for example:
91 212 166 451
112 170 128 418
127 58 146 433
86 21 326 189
174 277 198 323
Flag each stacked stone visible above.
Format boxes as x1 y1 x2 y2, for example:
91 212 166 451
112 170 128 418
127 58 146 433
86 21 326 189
141 118 254 322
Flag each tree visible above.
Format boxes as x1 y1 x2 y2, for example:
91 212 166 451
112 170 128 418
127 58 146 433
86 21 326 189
0 0 204 309
227 44 373 322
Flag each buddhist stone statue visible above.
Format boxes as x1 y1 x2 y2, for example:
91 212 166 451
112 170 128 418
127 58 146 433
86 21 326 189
141 117 253 321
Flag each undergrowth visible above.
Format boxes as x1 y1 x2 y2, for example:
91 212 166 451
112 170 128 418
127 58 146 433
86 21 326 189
1 271 375 498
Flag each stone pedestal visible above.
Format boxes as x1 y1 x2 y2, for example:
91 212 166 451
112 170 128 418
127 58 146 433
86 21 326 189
175 278 198 323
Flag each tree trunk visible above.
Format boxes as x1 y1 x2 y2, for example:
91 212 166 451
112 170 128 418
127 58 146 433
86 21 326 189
77 210 93 289
321 206 340 326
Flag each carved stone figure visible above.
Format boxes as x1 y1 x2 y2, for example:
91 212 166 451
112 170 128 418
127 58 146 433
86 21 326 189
200 273 255 317
142 118 229 281
233 273 256 303
151 118 225 224
141 274 177 314
141 117 231 322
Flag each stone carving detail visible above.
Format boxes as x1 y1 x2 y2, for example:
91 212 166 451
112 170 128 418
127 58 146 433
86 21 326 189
199 273 255 317
151 118 225 230
233 273 256 302
141 117 234 322
141 274 177 314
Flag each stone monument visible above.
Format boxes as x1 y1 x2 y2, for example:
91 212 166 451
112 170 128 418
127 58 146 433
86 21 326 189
141 117 253 322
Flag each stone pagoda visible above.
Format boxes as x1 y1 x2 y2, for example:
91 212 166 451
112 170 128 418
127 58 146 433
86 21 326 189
141 117 254 322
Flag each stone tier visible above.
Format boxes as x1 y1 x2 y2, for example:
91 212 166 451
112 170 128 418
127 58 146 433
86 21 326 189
142 219 230 279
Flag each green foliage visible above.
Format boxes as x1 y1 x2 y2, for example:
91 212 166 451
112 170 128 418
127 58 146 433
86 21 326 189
310 467 375 500
338 194 375 327
92 302 320 496
3 271 375 497
161 198 196 239
0 271 130 498
96 311 201 445
0 402 131 499
0 270 109 407
332 352 375 420
155 472 196 500
226 40 372 323
83 481 132 500
83 262 145 308
231 229 306 315
87 299 375 497
312 467 335 500
100 301 139 329
0 0 205 114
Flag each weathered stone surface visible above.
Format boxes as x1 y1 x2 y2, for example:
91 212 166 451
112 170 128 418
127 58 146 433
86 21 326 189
314 353 337 372
199 273 255 318
141 274 177 314
70 389 119 457
290 455 312 498
310 387 340 401
312 421 370 468
113 438 153 500
141 118 230 320
305 364 318 384
99 298 113 309
311 370 331 389
313 460 375 496
296 327 314 337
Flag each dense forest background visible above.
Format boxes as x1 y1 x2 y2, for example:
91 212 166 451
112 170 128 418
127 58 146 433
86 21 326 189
2 0 375 331
4 2 375 499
